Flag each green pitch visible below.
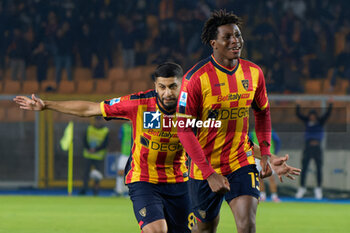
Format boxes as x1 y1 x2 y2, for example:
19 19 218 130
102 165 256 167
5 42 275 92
0 196 349 233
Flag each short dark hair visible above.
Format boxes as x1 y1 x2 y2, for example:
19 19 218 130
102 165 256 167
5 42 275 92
152 62 183 81
201 9 242 46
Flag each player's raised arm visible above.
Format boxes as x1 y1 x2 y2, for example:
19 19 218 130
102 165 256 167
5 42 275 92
13 94 101 117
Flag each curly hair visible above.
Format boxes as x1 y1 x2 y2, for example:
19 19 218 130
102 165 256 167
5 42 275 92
201 9 242 46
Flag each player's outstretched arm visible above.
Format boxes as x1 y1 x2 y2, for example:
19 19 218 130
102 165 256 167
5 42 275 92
252 143 301 182
13 94 102 117
270 154 301 182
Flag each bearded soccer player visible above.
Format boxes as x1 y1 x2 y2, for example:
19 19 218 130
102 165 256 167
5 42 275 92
14 61 299 233
177 10 276 233
14 62 193 233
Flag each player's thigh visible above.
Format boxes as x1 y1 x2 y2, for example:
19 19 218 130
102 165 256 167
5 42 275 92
128 182 166 230
228 195 258 232
224 165 260 231
142 219 167 233
162 182 192 233
188 178 224 223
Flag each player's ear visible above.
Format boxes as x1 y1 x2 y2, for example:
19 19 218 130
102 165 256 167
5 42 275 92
210 40 216 49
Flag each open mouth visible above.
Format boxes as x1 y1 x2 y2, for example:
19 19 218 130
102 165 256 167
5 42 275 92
228 46 241 52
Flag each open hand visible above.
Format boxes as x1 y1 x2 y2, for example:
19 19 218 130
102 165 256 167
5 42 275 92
270 154 301 182
13 94 45 111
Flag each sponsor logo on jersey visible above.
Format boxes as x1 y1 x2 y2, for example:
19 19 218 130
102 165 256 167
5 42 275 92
109 98 121 106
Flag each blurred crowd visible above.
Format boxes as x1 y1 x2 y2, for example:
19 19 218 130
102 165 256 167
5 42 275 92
0 0 349 93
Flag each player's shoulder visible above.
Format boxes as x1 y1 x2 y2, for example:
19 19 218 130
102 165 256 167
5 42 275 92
105 90 156 105
129 89 156 100
239 58 262 70
184 56 212 81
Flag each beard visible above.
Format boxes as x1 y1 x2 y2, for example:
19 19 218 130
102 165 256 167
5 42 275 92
157 95 177 111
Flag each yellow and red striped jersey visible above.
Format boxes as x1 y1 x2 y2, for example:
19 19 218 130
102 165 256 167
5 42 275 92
101 90 188 184
178 55 270 180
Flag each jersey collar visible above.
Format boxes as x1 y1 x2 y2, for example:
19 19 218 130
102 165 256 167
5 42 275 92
210 55 240 75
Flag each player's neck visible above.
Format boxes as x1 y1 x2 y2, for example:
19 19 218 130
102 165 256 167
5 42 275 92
212 54 238 69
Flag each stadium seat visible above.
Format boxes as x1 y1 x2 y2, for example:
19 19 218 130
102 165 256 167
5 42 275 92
333 79 349 95
3 68 11 80
3 80 21 94
46 67 55 80
22 80 39 94
25 66 37 81
126 67 143 81
76 80 94 94
95 79 113 94
141 65 157 81
107 67 125 80
40 80 57 92
58 80 75 94
304 79 323 94
131 80 148 93
113 80 130 94
74 68 92 80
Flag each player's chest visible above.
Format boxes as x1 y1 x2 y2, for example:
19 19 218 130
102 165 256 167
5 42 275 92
200 71 257 108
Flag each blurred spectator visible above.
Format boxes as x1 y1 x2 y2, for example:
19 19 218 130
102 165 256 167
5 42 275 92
55 21 74 83
91 9 113 78
283 58 304 93
78 23 93 68
330 37 350 92
119 17 136 69
7 28 29 81
295 99 333 200
0 0 348 92
79 117 109 196
32 42 49 82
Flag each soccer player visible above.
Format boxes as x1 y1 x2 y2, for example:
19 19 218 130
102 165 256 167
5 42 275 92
250 128 282 202
177 10 276 233
14 62 192 233
14 62 299 233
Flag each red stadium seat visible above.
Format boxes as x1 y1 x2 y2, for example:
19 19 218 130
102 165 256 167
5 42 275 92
22 80 39 94
74 68 92 80
26 66 37 81
108 67 125 80
305 79 323 94
96 79 113 94
113 80 130 95
3 80 21 94
126 67 143 81
76 80 94 94
58 80 75 94
130 80 148 93
40 80 57 92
